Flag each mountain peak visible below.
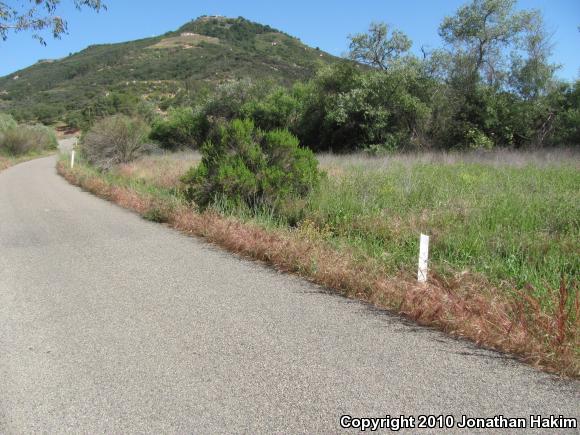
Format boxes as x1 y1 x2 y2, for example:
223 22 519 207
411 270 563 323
176 16 280 42
0 16 336 124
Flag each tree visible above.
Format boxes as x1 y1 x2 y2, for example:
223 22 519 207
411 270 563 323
0 0 105 44
348 22 412 70
431 0 560 149
509 12 558 99
438 0 540 87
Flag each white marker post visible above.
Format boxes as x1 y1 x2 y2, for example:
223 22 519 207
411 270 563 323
417 233 429 283
70 150 75 169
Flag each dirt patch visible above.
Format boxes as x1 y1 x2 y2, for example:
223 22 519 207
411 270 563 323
148 34 220 50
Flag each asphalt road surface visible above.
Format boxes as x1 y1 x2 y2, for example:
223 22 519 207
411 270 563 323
0 156 578 434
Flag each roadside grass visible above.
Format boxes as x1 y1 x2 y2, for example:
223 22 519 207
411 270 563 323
309 162 579 298
116 152 200 191
0 150 55 172
57 150 580 378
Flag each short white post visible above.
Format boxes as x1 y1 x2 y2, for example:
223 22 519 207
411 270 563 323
417 233 429 283
70 150 75 169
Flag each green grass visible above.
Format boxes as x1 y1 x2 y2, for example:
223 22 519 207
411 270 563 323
310 164 578 297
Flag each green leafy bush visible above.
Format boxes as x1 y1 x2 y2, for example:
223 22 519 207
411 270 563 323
182 119 321 211
296 63 431 151
0 123 57 156
81 115 152 169
150 107 209 150
240 88 302 132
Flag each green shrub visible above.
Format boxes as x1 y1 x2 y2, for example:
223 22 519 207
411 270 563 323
150 107 209 150
29 124 58 150
63 111 85 130
0 123 57 156
182 119 321 211
240 88 302 132
197 79 274 124
0 113 17 133
81 115 152 169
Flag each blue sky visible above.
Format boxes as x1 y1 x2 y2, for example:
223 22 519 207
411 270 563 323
1 0 579 80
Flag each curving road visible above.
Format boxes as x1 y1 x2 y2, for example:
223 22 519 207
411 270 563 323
0 156 578 434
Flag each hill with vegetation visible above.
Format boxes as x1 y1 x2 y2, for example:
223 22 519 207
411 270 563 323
0 16 337 125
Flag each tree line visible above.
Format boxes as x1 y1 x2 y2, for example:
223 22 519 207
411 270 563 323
148 0 579 152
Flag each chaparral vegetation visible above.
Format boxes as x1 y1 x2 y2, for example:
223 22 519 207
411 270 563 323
0 112 57 171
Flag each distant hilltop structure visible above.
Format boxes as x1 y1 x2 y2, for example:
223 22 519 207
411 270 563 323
197 15 226 21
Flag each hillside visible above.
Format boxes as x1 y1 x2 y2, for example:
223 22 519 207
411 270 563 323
0 16 337 124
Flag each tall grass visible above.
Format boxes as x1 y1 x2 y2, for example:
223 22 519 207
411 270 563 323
317 148 580 170
304 163 579 303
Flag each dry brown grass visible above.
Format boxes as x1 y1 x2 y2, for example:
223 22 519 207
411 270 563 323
57 160 579 378
318 148 580 174
148 34 220 50
117 153 199 189
0 156 11 171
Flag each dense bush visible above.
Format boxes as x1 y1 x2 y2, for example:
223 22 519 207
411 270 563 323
150 107 209 150
0 123 57 156
182 119 321 211
240 87 303 132
200 79 272 122
166 1 580 153
79 92 144 127
321 64 430 151
184 63 436 152
81 115 152 169
464 127 494 150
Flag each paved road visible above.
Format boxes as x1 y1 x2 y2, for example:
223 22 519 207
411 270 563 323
0 156 578 434
56 137 77 154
